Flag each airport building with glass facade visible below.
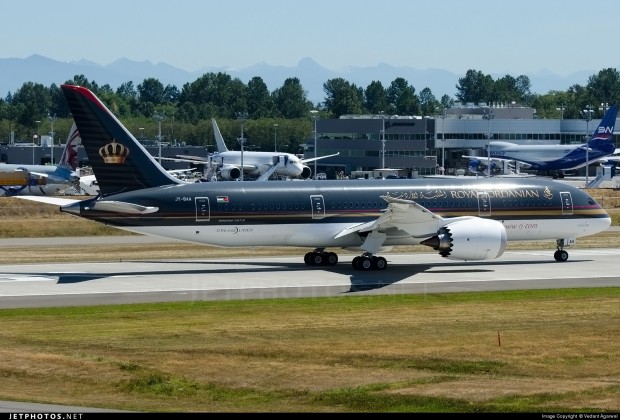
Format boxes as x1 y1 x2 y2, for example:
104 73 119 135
304 102 615 179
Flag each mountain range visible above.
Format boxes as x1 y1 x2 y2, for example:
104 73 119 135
0 54 595 105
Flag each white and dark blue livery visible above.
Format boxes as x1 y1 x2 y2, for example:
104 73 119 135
467 105 619 177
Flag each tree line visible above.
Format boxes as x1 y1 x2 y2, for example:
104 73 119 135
1 68 619 155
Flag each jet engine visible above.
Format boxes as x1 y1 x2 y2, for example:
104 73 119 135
300 165 312 179
467 159 497 176
420 218 507 261
219 166 241 180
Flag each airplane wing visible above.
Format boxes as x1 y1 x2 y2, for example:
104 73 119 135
159 156 209 164
301 152 340 164
461 155 529 167
167 168 196 174
334 195 444 240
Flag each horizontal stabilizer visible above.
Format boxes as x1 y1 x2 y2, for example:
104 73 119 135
87 201 159 214
14 195 81 207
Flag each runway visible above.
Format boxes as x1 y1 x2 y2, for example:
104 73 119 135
1 247 619 309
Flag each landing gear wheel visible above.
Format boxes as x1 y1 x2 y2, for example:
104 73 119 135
554 250 569 262
352 256 360 269
304 251 323 265
324 252 338 265
372 256 387 270
355 256 373 271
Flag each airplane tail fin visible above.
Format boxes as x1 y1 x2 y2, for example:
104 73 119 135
60 84 181 196
211 118 229 152
58 122 80 170
588 105 618 153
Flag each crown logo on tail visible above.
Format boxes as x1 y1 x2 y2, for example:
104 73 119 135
99 139 129 164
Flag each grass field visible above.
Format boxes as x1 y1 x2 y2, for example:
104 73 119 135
0 289 618 412
0 195 618 412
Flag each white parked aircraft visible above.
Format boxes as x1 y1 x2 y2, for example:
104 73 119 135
165 119 338 181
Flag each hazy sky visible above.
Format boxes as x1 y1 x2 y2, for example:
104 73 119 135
4 0 618 76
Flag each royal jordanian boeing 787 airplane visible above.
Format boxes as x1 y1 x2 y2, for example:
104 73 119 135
18 85 612 270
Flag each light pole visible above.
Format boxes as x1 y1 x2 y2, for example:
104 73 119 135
153 114 164 163
556 103 566 119
436 107 446 174
380 112 386 169
139 127 144 140
237 112 248 181
34 120 41 164
582 105 594 186
48 114 56 164
482 109 494 177
273 123 278 152
310 110 318 179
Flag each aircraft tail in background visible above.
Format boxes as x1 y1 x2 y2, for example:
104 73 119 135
587 105 618 154
211 118 230 152
57 122 81 171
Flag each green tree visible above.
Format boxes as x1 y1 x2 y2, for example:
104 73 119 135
323 78 365 118
455 69 494 104
273 77 312 119
387 77 419 115
586 68 620 116
418 87 440 117
247 77 276 118
10 82 51 126
364 80 389 114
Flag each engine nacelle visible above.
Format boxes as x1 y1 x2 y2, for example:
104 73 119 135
467 159 497 176
420 218 507 261
219 166 241 180
300 165 312 179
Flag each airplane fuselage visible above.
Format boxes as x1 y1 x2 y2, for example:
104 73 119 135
217 151 306 178
62 177 610 249
489 141 616 171
0 164 78 196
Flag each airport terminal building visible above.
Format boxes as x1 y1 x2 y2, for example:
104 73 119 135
304 102 614 179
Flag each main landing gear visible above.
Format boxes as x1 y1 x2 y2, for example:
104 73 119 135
304 248 338 266
303 249 388 270
351 253 387 271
